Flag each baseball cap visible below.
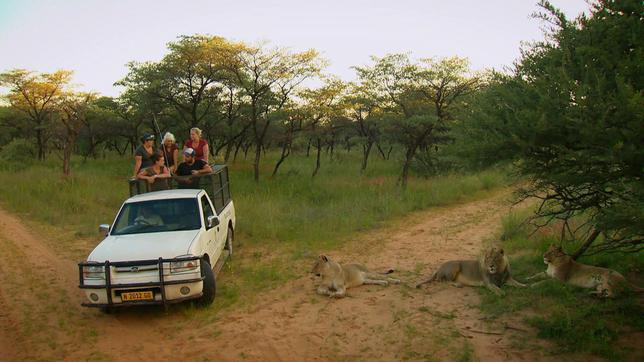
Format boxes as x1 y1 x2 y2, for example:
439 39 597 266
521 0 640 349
142 133 155 141
183 147 196 156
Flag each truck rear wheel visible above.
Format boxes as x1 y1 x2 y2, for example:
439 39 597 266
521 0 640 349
197 259 216 306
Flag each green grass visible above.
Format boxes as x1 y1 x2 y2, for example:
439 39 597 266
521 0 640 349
0 150 510 313
479 210 644 361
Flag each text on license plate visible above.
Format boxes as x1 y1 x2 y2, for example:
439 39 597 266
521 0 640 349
121 291 154 301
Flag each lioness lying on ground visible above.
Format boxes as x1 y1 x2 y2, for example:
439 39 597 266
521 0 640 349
415 246 526 296
311 255 400 298
527 245 644 298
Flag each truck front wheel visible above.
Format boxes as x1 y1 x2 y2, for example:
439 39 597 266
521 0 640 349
197 259 216 306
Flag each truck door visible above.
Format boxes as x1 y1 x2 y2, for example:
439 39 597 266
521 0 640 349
200 195 222 261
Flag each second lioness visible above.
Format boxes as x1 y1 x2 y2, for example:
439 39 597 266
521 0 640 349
415 246 526 296
527 245 644 297
312 255 400 298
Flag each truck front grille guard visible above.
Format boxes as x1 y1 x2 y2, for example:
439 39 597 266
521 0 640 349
78 256 203 307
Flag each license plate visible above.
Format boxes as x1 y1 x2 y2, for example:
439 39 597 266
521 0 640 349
121 291 154 301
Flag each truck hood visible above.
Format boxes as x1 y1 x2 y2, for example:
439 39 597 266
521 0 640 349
88 230 200 262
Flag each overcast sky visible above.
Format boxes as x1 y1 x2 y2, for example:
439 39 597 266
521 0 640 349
0 0 591 97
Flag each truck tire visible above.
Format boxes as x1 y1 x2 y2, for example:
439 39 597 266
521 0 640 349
225 226 234 258
197 259 216 306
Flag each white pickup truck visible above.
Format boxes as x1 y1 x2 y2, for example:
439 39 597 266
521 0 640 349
78 166 235 309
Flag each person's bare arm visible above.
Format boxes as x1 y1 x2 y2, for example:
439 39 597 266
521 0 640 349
158 166 171 178
202 144 209 163
133 155 142 178
137 170 156 184
171 149 178 173
191 163 213 175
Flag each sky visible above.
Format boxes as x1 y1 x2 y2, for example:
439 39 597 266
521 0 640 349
0 0 591 97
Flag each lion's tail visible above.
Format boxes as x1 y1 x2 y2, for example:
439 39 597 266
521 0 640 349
415 271 438 289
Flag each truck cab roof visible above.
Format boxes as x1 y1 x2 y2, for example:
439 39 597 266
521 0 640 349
126 189 203 203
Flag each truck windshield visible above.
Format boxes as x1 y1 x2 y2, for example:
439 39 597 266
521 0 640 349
111 198 201 235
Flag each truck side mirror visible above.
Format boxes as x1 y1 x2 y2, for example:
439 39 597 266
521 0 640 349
207 215 220 229
98 224 110 235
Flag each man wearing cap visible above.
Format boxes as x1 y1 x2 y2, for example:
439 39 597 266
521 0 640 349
175 147 213 187
132 133 156 178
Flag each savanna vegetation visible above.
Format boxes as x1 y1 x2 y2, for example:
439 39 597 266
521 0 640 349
0 0 642 359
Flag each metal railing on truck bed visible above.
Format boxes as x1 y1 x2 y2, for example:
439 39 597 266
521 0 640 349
128 164 232 214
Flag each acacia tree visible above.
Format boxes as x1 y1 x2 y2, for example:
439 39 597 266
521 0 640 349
227 44 325 181
0 69 72 160
270 105 301 177
356 55 480 187
458 1 643 256
343 82 382 172
78 96 124 159
206 81 253 162
297 78 347 177
54 92 97 175
117 35 245 142
509 1 643 256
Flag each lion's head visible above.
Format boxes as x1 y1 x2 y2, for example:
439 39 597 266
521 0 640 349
543 245 569 266
311 254 332 277
482 246 507 275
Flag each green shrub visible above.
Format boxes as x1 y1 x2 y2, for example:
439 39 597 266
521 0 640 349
0 139 37 171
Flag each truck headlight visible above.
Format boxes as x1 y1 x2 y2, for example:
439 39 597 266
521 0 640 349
170 259 199 274
83 265 105 279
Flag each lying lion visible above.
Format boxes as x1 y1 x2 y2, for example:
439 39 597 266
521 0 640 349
415 246 526 296
527 245 644 297
311 255 400 298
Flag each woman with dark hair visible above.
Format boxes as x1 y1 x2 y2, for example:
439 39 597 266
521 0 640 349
132 133 156 178
137 151 171 185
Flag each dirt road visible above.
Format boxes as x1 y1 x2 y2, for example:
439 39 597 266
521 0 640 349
0 189 556 361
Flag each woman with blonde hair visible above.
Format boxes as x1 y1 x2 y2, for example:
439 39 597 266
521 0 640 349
161 132 179 173
183 127 209 163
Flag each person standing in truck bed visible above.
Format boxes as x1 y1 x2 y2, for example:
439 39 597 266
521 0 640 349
183 127 209 163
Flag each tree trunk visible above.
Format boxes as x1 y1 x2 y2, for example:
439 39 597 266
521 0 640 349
233 137 244 162
361 140 373 173
312 138 322 177
36 128 46 160
376 143 387 160
385 146 393 160
306 138 312 157
253 142 262 182
243 142 251 159
119 141 130 156
572 229 601 260
224 141 234 163
62 143 72 176
398 145 417 189
271 142 291 177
